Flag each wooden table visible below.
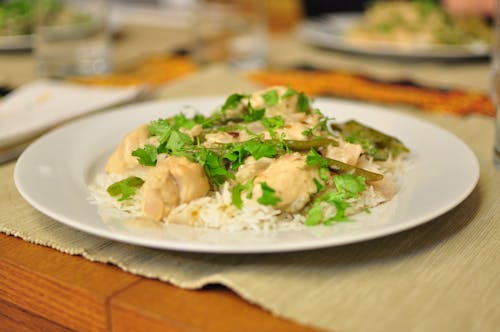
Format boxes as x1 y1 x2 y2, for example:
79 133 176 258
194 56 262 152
0 232 318 331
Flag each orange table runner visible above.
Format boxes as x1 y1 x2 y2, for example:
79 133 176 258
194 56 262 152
71 54 494 117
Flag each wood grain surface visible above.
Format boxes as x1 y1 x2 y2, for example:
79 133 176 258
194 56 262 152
0 233 320 332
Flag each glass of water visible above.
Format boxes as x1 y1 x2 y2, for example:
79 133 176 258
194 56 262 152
193 0 267 70
493 0 500 167
34 0 112 78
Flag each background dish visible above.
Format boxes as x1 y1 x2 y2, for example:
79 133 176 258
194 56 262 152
298 13 490 59
14 97 479 253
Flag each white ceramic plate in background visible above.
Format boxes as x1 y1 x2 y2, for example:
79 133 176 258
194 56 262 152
14 97 479 253
298 13 490 59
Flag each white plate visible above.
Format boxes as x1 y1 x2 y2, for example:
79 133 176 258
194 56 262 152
14 97 479 253
0 34 32 51
298 13 490 59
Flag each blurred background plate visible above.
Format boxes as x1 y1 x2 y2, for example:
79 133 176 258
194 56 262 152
298 13 490 59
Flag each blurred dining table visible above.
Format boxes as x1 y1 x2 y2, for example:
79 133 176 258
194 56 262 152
1 6 499 332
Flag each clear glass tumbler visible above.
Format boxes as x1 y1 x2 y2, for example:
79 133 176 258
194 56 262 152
493 1 500 167
193 0 267 70
34 0 112 78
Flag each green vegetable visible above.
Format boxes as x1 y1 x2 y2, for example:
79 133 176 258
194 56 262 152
222 93 245 112
243 139 278 160
243 102 266 122
231 179 254 209
196 148 233 186
261 116 285 130
262 90 279 106
335 120 409 161
297 93 311 113
306 149 383 182
107 176 144 201
283 86 298 98
305 174 367 225
132 144 158 166
257 182 281 206
166 131 193 153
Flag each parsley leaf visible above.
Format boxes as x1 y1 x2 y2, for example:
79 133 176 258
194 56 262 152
148 119 172 144
334 173 367 198
231 178 254 209
283 86 298 98
243 139 278 160
261 116 284 130
305 201 323 226
107 176 144 201
305 174 368 225
172 113 197 130
196 149 232 186
244 102 266 122
313 178 325 193
297 93 311 113
222 93 245 112
222 143 248 170
132 144 158 166
262 89 279 106
166 131 193 153
305 149 329 168
257 182 281 206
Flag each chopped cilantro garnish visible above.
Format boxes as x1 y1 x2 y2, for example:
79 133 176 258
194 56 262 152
172 113 197 130
243 139 278 160
283 86 298 98
196 149 232 186
166 131 193 153
132 144 158 166
304 201 322 226
222 143 247 170
243 102 266 122
257 182 281 206
231 178 254 209
262 89 279 106
313 178 325 193
107 176 144 201
297 93 311 113
305 149 329 168
148 119 172 143
261 116 284 130
222 93 245 112
334 173 367 198
305 174 367 225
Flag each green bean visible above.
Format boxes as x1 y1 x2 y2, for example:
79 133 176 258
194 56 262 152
332 120 409 161
276 138 339 150
325 158 384 182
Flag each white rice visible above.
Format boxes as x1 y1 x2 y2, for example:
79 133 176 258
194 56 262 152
88 155 410 232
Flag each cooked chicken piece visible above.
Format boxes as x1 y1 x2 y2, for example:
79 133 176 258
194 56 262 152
252 153 318 213
235 157 273 183
323 141 362 166
142 171 179 221
249 86 300 116
105 124 150 174
142 156 210 221
180 124 203 138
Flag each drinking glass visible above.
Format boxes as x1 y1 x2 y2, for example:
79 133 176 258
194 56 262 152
492 0 500 167
192 0 267 70
34 0 112 78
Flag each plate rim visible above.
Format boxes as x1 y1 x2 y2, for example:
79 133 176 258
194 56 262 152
13 96 480 253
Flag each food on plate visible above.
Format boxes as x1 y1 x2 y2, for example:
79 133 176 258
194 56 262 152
347 0 492 47
0 0 89 37
89 86 410 231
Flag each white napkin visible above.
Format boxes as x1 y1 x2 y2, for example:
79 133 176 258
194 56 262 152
0 80 141 149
